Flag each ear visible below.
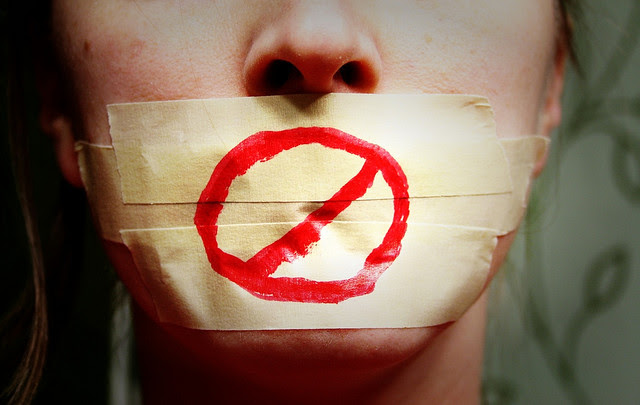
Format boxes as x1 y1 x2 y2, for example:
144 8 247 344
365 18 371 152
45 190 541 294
540 40 568 136
38 68 84 188
533 36 568 177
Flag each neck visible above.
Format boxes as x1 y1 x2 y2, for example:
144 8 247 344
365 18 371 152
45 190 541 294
133 292 487 404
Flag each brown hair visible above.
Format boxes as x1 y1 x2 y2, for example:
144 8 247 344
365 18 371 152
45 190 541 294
3 3 95 404
1 2 578 403
3 3 52 404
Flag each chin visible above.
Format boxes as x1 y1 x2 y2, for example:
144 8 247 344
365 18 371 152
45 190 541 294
163 321 449 377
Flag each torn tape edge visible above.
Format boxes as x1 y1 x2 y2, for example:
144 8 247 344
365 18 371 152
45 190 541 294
75 140 112 150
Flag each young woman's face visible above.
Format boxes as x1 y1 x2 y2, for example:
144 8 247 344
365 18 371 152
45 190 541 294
47 0 565 377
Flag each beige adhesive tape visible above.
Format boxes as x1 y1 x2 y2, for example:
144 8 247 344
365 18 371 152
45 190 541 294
107 94 511 203
121 224 497 330
76 93 548 330
76 135 546 243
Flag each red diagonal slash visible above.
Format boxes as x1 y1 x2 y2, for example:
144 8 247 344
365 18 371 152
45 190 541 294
194 127 409 303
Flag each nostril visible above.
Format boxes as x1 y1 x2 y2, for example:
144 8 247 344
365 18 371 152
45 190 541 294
264 59 302 91
336 61 362 87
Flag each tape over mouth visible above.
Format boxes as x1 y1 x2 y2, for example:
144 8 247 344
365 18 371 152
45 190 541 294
76 93 548 330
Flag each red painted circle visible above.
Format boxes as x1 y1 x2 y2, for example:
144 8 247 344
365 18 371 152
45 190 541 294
194 127 409 303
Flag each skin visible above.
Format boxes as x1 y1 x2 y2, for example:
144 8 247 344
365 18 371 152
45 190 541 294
40 1 566 403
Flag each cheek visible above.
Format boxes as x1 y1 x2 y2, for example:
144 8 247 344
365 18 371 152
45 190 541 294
370 1 556 136
379 58 551 138
83 36 247 101
67 40 248 144
55 10 250 144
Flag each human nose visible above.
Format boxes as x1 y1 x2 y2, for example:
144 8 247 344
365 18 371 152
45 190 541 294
243 1 382 95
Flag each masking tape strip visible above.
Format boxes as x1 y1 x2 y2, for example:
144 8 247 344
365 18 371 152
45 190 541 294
107 94 511 204
76 135 547 243
75 94 550 330
120 223 497 330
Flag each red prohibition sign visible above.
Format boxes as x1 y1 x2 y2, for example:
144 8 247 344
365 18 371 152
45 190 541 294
194 126 409 304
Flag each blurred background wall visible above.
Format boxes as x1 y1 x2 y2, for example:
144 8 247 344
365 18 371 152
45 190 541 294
483 1 640 404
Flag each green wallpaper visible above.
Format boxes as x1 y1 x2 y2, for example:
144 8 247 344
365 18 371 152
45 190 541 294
483 2 640 404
